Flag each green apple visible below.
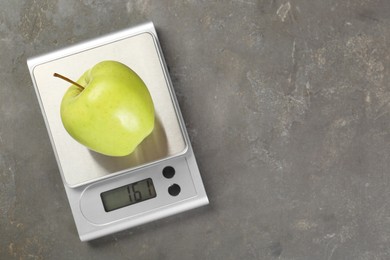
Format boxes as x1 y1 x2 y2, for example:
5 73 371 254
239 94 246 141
55 60 155 156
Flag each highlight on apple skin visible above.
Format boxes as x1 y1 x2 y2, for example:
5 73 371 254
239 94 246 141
57 60 155 157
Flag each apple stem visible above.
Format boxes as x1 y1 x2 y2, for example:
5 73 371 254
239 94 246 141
53 73 85 90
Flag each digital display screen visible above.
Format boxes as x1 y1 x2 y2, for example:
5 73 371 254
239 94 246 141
101 178 156 212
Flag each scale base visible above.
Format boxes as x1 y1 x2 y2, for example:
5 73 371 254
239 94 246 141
27 22 208 241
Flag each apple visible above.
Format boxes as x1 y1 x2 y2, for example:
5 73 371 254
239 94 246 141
54 60 155 156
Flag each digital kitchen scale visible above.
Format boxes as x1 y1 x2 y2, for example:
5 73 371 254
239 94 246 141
27 22 208 241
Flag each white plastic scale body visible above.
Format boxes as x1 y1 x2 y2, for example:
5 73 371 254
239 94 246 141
27 22 208 241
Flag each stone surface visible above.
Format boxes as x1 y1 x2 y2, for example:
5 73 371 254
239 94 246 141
1 0 390 259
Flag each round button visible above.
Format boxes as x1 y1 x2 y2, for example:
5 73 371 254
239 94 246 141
168 184 181 196
163 166 175 179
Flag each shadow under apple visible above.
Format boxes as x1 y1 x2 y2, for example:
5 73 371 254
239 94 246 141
89 115 168 173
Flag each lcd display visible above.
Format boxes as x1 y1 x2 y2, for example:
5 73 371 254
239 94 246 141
101 178 156 212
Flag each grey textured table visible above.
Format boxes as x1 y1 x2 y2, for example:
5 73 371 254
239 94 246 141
1 1 390 259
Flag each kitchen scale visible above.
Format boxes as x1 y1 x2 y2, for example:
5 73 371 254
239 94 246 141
27 22 208 241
